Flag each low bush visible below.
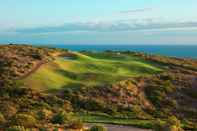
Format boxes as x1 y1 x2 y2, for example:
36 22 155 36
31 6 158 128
39 127 50 131
0 112 5 124
11 113 37 127
145 80 175 107
51 111 66 124
0 102 17 118
89 125 107 131
68 119 83 129
154 116 184 131
6 126 29 131
37 109 53 120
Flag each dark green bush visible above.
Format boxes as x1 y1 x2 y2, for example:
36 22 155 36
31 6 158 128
145 80 174 107
76 98 105 111
39 128 50 131
53 128 59 131
89 125 107 131
51 111 66 124
31 52 43 60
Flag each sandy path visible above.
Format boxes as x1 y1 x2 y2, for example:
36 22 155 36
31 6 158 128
86 124 152 131
17 61 44 80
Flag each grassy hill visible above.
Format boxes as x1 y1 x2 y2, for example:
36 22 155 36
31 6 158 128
0 44 197 130
22 51 162 92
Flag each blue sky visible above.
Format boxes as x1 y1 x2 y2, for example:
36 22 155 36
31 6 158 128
0 0 197 45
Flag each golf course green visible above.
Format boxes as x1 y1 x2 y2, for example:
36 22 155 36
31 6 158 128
22 51 162 92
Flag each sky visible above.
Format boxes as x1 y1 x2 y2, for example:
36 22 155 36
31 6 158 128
0 0 197 45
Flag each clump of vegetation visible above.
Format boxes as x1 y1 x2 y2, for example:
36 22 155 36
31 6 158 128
11 113 37 127
63 80 153 119
154 116 184 131
37 109 52 120
89 125 107 131
39 127 50 131
51 111 66 124
145 79 175 107
6 126 29 131
68 119 83 129
0 112 5 124
0 102 18 118
0 83 77 130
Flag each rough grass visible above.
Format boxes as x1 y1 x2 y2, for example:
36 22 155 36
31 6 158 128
77 113 155 129
22 52 162 92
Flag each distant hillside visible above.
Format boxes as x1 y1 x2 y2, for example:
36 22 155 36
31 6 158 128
0 44 197 130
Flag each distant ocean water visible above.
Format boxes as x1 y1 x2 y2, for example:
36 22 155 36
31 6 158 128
47 45 197 59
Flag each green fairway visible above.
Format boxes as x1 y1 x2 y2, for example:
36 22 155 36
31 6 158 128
22 52 162 91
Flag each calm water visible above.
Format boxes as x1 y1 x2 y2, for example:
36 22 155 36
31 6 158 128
47 45 197 59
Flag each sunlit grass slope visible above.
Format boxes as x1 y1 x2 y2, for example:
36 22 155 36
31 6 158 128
22 52 162 92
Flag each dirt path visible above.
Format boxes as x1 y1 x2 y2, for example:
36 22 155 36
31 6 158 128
17 61 45 80
86 124 152 131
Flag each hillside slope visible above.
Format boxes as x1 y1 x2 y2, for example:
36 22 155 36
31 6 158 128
0 44 197 130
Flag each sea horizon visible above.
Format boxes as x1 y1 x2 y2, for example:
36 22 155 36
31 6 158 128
44 44 197 59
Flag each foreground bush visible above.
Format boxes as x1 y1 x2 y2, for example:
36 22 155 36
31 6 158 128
68 119 83 129
39 127 50 131
51 111 66 124
0 112 5 124
6 126 29 131
37 109 53 120
154 116 184 131
0 102 17 118
11 113 37 127
89 125 107 131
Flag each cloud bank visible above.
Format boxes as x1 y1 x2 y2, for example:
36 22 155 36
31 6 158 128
118 8 152 14
15 20 197 34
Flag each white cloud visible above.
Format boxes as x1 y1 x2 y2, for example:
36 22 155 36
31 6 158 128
118 8 152 14
14 20 197 33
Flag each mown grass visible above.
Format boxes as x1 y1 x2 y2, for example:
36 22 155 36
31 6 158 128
22 52 163 92
77 112 155 129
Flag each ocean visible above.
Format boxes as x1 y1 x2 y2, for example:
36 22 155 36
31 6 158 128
47 45 197 59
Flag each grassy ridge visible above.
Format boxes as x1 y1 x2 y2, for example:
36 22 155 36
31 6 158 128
22 52 162 92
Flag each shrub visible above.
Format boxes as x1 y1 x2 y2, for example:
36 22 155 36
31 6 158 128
53 128 59 131
154 116 184 131
81 99 105 111
154 119 165 131
6 126 29 131
103 105 117 115
11 113 37 127
51 111 66 124
0 102 17 118
68 119 83 129
63 100 73 112
0 112 5 124
89 125 107 131
31 52 43 60
39 128 50 131
37 109 53 120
